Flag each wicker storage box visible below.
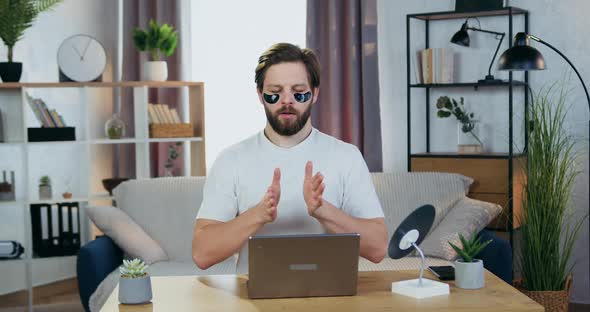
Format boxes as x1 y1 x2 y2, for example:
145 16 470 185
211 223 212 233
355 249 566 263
514 276 572 312
149 123 194 138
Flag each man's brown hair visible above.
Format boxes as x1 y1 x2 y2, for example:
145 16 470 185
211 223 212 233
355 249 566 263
255 43 320 91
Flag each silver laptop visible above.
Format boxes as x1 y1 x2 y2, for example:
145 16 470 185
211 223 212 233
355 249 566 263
247 233 360 299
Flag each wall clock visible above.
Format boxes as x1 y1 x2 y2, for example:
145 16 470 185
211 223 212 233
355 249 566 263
57 34 107 82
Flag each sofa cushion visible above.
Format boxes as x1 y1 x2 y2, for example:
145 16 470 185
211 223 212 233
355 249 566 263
419 197 501 260
371 172 472 239
86 205 167 264
113 177 206 262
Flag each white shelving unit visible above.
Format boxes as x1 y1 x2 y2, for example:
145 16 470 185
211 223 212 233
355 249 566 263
0 81 206 310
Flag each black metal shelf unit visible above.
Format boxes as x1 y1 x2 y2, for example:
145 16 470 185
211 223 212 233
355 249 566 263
406 7 529 248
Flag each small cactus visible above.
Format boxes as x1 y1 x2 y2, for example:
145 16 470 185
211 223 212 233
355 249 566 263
120 259 149 278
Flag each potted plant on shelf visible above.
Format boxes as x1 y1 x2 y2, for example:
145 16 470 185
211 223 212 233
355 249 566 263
0 0 62 82
436 96 484 153
119 258 152 304
132 19 178 82
514 82 586 312
164 142 181 177
448 231 492 289
38 175 51 200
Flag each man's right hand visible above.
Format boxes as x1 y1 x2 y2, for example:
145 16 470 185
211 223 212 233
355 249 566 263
252 168 281 224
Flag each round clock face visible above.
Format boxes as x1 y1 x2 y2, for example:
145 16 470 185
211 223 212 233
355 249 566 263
57 34 107 82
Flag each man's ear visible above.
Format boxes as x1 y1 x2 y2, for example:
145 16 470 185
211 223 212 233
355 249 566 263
312 87 320 104
256 87 264 104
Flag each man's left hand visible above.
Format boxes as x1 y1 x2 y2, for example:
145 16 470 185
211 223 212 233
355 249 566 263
303 161 325 217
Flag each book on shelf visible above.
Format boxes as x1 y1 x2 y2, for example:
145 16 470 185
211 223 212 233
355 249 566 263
148 103 184 124
416 48 454 84
25 92 68 128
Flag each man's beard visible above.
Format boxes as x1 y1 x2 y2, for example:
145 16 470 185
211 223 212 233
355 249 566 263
264 105 312 136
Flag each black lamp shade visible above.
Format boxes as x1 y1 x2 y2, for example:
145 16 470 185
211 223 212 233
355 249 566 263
451 22 470 46
498 32 546 71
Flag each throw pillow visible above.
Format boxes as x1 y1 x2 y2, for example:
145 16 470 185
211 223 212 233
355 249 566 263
418 197 501 260
86 205 168 264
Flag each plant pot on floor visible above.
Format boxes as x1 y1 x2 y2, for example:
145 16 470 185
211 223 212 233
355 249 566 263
454 259 484 289
143 61 168 81
0 62 22 82
514 276 572 312
119 275 153 304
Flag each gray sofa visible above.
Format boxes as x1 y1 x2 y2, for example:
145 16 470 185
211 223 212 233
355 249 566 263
77 172 510 311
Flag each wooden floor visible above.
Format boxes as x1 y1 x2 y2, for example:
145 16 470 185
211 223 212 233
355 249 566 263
0 278 84 312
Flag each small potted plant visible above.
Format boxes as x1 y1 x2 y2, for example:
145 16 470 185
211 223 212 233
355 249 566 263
119 258 152 304
163 142 181 177
132 19 178 81
436 96 484 153
38 175 52 200
448 231 492 289
0 0 62 82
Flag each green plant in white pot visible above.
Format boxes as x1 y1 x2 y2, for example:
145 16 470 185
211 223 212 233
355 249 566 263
449 231 492 289
515 82 587 311
119 258 152 304
0 0 62 82
38 175 51 199
132 19 178 82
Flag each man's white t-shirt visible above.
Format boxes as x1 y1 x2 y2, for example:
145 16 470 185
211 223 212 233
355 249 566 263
196 127 384 273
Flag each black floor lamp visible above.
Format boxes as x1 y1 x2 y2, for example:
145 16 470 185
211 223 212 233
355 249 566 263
497 31 589 297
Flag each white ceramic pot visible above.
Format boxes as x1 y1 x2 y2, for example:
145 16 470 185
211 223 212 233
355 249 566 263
118 275 152 304
39 185 52 200
143 61 168 81
454 259 485 289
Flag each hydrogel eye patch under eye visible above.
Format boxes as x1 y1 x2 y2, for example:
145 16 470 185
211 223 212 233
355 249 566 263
263 91 312 104
263 93 280 104
294 91 312 103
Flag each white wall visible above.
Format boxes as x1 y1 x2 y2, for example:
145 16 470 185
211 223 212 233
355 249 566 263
378 0 590 303
190 0 307 170
0 0 117 295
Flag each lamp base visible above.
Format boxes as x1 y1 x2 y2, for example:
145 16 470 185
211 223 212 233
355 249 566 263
391 278 450 299
477 75 504 84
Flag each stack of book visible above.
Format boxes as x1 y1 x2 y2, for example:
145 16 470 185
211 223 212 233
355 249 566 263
147 104 194 138
148 104 182 124
414 48 454 84
26 93 68 128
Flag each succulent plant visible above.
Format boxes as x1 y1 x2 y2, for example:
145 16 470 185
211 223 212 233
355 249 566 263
120 258 149 278
449 231 492 263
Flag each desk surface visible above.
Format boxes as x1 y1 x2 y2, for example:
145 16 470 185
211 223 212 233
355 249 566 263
101 270 543 312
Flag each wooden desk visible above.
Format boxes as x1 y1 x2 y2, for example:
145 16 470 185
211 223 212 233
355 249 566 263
101 270 543 311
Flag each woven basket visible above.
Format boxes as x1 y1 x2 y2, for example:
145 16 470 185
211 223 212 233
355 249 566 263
514 275 572 312
149 123 194 138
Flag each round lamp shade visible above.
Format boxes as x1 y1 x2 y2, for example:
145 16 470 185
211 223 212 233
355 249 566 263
388 204 435 259
498 32 546 71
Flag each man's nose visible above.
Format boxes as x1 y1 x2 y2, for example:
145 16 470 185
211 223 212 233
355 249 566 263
279 91 294 105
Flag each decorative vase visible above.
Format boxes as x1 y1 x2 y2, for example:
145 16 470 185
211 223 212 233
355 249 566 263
163 164 174 177
105 114 126 139
143 61 168 81
39 185 52 200
118 275 152 304
454 259 484 289
0 62 22 82
514 275 572 312
457 120 483 154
